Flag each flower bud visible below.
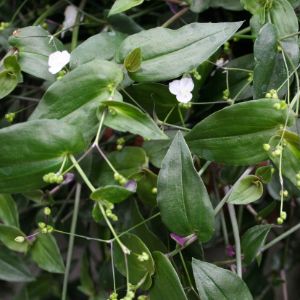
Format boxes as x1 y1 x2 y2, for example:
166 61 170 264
44 207 51 216
277 217 284 225
14 236 25 243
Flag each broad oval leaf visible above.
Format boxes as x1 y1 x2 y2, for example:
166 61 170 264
241 224 272 265
99 100 168 140
227 175 263 205
70 32 126 68
0 225 29 253
0 194 19 227
255 165 274 184
90 185 133 203
108 0 144 16
115 22 243 82
185 99 295 165
192 258 253 300
9 26 64 80
31 233 65 274
113 233 155 289
157 131 215 241
0 71 18 99
149 251 188 300
0 119 86 193
0 249 35 282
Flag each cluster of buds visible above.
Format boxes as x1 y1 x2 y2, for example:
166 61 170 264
191 68 201 81
38 222 54 233
120 283 135 300
137 252 149 262
222 89 230 100
5 112 16 123
116 137 125 151
279 190 289 198
179 102 192 109
43 172 64 184
247 72 253 83
273 100 287 110
265 89 279 99
108 292 118 300
103 200 118 222
223 41 230 53
57 70 66 80
114 172 127 186
277 211 287 225
263 143 283 157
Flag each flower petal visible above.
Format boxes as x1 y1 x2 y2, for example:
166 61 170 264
176 91 192 103
48 51 70 74
179 77 194 92
169 80 181 95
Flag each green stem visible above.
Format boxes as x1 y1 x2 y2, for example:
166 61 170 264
71 0 87 51
198 161 211 177
33 0 65 25
260 222 300 253
93 110 106 147
228 204 242 278
10 0 30 23
94 144 119 175
61 183 81 300
54 229 111 243
161 7 189 28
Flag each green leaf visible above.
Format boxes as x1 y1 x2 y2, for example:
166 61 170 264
157 131 215 241
115 22 243 82
0 119 86 193
241 225 272 265
227 175 264 205
267 132 300 189
210 0 243 10
78 255 95 297
70 31 126 68
31 234 65 273
108 0 144 16
149 252 188 300
253 23 278 98
240 0 266 15
125 83 182 123
124 47 142 72
108 14 144 34
192 258 253 300
9 26 64 80
0 70 18 99
99 100 168 140
0 225 29 252
0 249 35 282
136 169 157 206
255 165 274 183
185 99 295 165
90 185 133 203
91 147 147 186
30 59 123 142
113 233 155 289
0 194 19 227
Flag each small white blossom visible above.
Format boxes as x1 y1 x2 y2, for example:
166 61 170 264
48 50 70 74
61 5 78 37
169 77 194 103
215 57 228 68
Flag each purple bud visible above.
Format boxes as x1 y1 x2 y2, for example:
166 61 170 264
124 180 137 192
170 233 189 246
226 245 235 257
62 172 75 185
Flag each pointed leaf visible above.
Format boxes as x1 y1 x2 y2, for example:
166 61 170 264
241 225 272 265
9 26 64 80
0 249 34 282
90 185 133 203
0 194 19 227
116 22 243 82
149 252 188 300
185 99 295 165
157 131 215 241
192 258 253 300
31 234 65 273
108 0 144 16
227 175 263 205
99 100 168 140
0 225 29 253
124 47 142 72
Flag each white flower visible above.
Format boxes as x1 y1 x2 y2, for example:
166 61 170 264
169 77 194 103
61 5 78 37
48 50 71 74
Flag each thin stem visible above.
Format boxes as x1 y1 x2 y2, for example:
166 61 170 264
162 7 189 28
93 110 106 147
157 119 191 131
69 155 95 192
10 0 30 23
71 0 87 51
94 144 119 175
261 222 300 252
54 229 111 243
198 161 211 177
33 0 65 25
228 204 242 278
61 183 81 300
177 105 186 128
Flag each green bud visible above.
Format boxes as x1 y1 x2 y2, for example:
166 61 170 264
117 137 125 145
279 101 287 110
41 227 48 234
280 190 288 198
280 211 287 220
5 112 16 123
38 222 46 229
247 72 253 83
296 172 300 179
119 176 127 186
114 172 121 181
14 236 25 243
277 217 284 225
44 207 51 216
137 251 149 262
151 187 157 194
273 103 281 110
116 144 123 151
263 143 271 151
46 225 54 233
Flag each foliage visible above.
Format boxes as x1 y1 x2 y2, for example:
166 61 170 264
1 0 300 299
